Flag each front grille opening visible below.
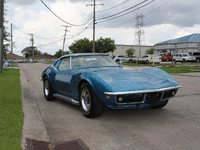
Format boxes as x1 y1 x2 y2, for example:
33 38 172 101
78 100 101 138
163 89 177 99
116 94 144 103
146 92 162 104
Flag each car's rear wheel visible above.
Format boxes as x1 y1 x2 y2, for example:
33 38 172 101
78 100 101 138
196 58 200 62
182 59 186 63
79 82 104 118
166 58 169 62
43 76 56 101
151 100 168 109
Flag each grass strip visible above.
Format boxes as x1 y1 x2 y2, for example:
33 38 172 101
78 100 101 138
0 69 23 150
160 65 200 73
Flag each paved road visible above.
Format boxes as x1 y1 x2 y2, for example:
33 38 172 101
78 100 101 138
20 63 200 150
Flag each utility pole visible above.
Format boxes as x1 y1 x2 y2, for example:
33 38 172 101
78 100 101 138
28 33 34 62
11 23 13 68
135 14 145 60
0 0 4 73
87 0 103 53
62 25 71 56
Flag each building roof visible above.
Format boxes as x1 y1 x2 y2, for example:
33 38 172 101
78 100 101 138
27 55 57 59
6 53 25 59
157 33 200 44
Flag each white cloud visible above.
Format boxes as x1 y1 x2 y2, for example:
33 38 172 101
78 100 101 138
6 0 200 56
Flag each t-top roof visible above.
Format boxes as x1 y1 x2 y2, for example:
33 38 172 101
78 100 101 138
157 33 200 44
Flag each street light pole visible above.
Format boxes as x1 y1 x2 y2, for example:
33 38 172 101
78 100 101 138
28 33 34 62
62 25 70 56
87 0 103 53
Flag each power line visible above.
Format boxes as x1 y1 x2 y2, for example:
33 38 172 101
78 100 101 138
105 0 172 28
97 0 154 24
96 0 148 21
96 0 130 12
41 0 93 27
67 21 93 39
36 37 63 48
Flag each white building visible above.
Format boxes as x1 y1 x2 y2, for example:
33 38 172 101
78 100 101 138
154 33 200 54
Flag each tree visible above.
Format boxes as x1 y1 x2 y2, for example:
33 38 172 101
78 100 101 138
126 48 135 58
145 48 154 54
21 46 41 57
95 37 116 53
69 38 92 53
2 1 10 59
69 37 116 53
54 49 69 58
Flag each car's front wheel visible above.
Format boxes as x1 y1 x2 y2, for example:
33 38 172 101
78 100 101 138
43 76 56 101
151 100 168 109
79 82 104 118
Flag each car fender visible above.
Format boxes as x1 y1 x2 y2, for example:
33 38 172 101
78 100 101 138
141 67 179 85
78 72 113 104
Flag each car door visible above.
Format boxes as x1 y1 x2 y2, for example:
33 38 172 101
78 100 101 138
55 57 73 96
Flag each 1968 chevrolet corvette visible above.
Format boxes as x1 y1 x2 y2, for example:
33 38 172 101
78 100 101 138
41 53 181 118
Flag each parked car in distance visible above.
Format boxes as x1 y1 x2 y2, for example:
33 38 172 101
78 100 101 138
41 53 180 118
139 55 160 64
189 52 200 62
173 53 196 63
113 55 133 63
155 53 166 58
160 53 173 62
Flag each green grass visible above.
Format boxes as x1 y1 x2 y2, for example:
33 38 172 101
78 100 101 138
0 69 23 150
123 63 151 66
160 65 200 73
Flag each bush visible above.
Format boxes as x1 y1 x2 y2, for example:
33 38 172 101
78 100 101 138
130 60 148 64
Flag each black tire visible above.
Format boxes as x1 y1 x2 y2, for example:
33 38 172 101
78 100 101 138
166 58 169 62
128 59 131 63
79 82 104 118
182 59 186 63
151 100 168 109
146 60 149 64
43 76 56 101
196 58 200 63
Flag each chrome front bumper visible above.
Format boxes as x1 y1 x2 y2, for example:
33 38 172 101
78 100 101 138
104 85 181 105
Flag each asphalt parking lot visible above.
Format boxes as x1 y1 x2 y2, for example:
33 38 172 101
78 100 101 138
19 63 200 150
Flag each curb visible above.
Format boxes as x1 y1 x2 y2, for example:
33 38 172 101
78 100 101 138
19 65 50 150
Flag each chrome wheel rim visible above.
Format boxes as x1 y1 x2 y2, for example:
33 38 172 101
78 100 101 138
44 80 49 96
80 88 91 112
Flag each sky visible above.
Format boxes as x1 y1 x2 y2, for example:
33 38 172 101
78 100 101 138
5 0 200 56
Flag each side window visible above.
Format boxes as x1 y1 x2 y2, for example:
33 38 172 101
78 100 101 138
58 58 70 70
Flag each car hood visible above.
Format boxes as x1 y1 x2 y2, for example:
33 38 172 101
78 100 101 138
81 67 179 92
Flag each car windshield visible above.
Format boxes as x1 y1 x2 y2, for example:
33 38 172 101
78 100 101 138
183 54 189 57
71 55 119 68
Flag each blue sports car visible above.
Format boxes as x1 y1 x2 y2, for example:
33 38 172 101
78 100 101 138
41 53 181 118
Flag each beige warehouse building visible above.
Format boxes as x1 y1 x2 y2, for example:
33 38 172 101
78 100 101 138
108 44 153 57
